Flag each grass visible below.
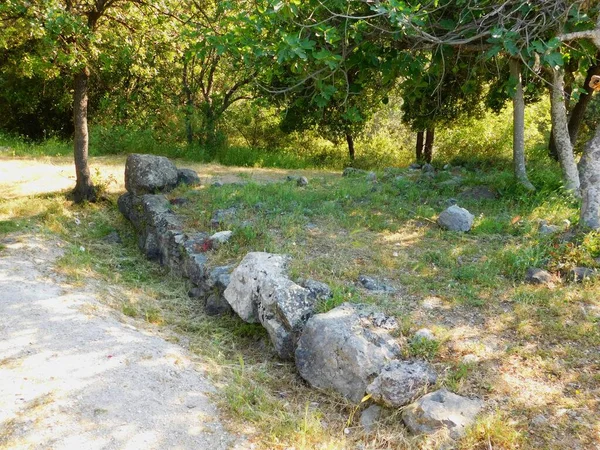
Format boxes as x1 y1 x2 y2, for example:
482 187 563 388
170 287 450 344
1 153 600 449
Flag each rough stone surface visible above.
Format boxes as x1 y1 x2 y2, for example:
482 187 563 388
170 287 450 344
205 293 232 316
408 163 421 170
169 197 189 206
297 176 309 187
210 230 233 246
103 231 122 244
224 252 318 359
402 389 483 439
124 154 179 195
177 168 201 186
299 279 333 302
211 207 238 228
539 221 560 235
295 303 401 403
570 267 598 282
358 275 397 294
414 328 435 341
117 193 184 265
367 360 437 407
525 268 553 285
422 163 434 173
360 405 382 433
437 205 474 232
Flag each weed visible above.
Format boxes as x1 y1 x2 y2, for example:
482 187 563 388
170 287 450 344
409 337 440 360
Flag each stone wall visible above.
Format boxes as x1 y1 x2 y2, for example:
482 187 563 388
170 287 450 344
118 154 484 441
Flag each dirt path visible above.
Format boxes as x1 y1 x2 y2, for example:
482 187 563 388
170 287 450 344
0 234 242 449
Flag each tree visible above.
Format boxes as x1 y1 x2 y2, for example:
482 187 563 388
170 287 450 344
178 1 265 153
0 0 173 202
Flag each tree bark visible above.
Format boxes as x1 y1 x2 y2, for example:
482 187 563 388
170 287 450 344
183 60 194 145
548 60 600 159
579 125 600 229
424 128 434 163
72 67 96 203
551 68 581 195
415 130 424 162
509 59 535 191
569 61 600 146
346 132 355 160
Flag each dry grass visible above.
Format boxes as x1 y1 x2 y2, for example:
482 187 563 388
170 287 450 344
1 155 600 449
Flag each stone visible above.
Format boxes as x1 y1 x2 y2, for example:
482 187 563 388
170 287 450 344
437 205 474 232
459 186 498 201
422 163 434 173
360 405 382 433
205 293 232 316
461 354 479 364
366 172 377 182
402 389 483 439
525 268 553 285
295 303 401 403
413 329 435 341
367 360 437 408
342 167 367 177
570 267 598 282
299 279 333 302
177 168 201 186
297 176 309 187
211 207 237 228
224 252 317 359
212 180 224 187
103 231 122 244
539 221 560 235
124 153 179 195
358 275 397 294
210 230 233 246
118 193 184 264
408 163 421 170
531 414 548 427
169 197 189 206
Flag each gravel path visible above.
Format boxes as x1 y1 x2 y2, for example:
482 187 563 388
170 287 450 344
0 235 241 450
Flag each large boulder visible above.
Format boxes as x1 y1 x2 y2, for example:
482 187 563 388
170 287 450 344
295 303 401 403
402 389 483 439
437 205 474 232
125 154 179 195
367 360 437 408
223 252 319 360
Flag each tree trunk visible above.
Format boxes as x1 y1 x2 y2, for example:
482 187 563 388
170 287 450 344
424 128 434 163
579 125 600 229
183 61 194 145
72 67 96 203
569 61 600 146
346 132 355 160
510 59 535 191
415 130 424 162
548 61 600 160
551 68 581 195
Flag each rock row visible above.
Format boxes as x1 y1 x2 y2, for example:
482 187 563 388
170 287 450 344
118 154 484 440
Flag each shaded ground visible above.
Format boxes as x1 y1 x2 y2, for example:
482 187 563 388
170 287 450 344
0 234 242 449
